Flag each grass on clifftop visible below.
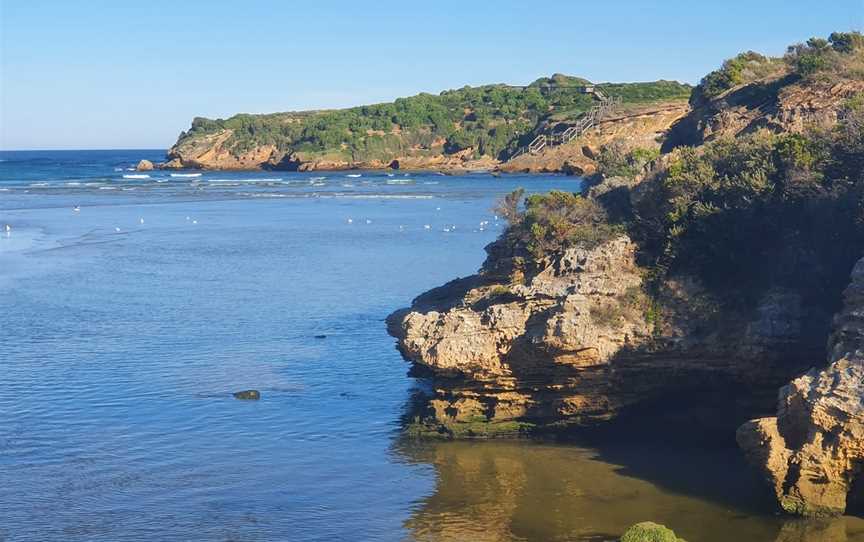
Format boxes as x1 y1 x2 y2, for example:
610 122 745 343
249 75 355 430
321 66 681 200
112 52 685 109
176 75 691 163
496 189 626 260
691 31 864 104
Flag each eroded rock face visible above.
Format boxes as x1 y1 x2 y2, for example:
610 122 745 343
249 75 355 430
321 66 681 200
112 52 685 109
135 159 154 171
500 101 689 175
665 76 864 150
738 257 864 516
388 235 818 436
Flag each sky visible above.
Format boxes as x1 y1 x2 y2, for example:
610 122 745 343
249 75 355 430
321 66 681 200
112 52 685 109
1 0 862 150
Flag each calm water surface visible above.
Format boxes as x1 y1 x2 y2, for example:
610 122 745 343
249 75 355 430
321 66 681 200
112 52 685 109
1 150 862 542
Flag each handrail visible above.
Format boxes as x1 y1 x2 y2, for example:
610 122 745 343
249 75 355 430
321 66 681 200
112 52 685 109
519 94 621 155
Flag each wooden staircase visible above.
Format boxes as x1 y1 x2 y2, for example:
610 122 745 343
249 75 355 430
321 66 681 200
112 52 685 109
512 87 621 158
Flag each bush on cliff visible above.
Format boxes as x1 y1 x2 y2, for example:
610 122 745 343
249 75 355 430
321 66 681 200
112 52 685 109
597 142 660 179
630 103 864 310
497 190 624 259
690 32 864 105
691 51 785 104
785 31 864 79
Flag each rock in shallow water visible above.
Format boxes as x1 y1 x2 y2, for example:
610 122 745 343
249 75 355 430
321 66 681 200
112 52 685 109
620 522 686 542
738 256 864 517
233 390 261 400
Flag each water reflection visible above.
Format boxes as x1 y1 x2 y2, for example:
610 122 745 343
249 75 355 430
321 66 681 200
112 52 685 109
395 439 864 542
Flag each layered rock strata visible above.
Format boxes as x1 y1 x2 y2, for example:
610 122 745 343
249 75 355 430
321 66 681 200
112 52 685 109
388 234 820 437
738 257 864 517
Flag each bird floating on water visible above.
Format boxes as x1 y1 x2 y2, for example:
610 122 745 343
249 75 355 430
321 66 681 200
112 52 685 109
73 205 80 212
115 227 121 232
423 224 431 230
365 219 372 224
139 218 145 225
347 218 353 224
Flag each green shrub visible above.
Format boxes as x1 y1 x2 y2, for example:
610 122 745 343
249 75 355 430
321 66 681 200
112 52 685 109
691 51 784 104
630 117 864 312
498 190 624 260
598 143 660 179
785 31 864 79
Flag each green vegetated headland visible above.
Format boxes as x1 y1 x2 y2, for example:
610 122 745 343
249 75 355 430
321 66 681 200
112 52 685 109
174 75 690 163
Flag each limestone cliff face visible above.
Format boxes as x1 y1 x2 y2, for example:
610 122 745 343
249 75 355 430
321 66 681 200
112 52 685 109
165 130 285 170
499 101 689 176
165 132 503 172
387 234 818 437
664 75 864 150
738 257 864 517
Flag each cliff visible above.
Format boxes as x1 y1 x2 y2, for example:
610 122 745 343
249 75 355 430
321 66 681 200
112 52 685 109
163 76 691 172
387 232 821 438
737 257 864 517
498 100 688 175
387 32 864 477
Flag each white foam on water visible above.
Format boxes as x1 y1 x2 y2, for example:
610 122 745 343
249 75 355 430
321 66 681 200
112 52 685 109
208 178 281 183
99 186 117 190
170 173 202 178
123 174 150 179
346 174 362 178
386 179 414 184
341 194 433 200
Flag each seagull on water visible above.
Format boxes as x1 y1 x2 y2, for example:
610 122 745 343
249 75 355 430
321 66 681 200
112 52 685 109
423 224 431 230
139 218 145 225
365 219 372 224
347 218 353 224
73 205 80 212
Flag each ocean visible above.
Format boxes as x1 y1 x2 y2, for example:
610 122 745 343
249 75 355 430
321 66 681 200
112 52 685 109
1 150 861 542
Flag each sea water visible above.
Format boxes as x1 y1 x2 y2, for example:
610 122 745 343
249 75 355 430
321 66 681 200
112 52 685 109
1 150 862 542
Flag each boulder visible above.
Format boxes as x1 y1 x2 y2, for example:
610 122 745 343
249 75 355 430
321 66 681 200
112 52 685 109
620 522 686 542
162 158 184 169
233 390 261 400
581 144 600 160
135 159 154 171
738 256 864 516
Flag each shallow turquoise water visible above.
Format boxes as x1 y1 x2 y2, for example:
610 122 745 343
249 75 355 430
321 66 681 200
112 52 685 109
1 151 862 542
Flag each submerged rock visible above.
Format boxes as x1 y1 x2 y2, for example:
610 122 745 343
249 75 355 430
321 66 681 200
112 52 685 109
233 390 261 400
135 159 154 171
620 522 686 542
738 256 864 516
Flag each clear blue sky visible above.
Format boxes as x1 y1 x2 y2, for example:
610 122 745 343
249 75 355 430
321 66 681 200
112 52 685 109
1 0 861 150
